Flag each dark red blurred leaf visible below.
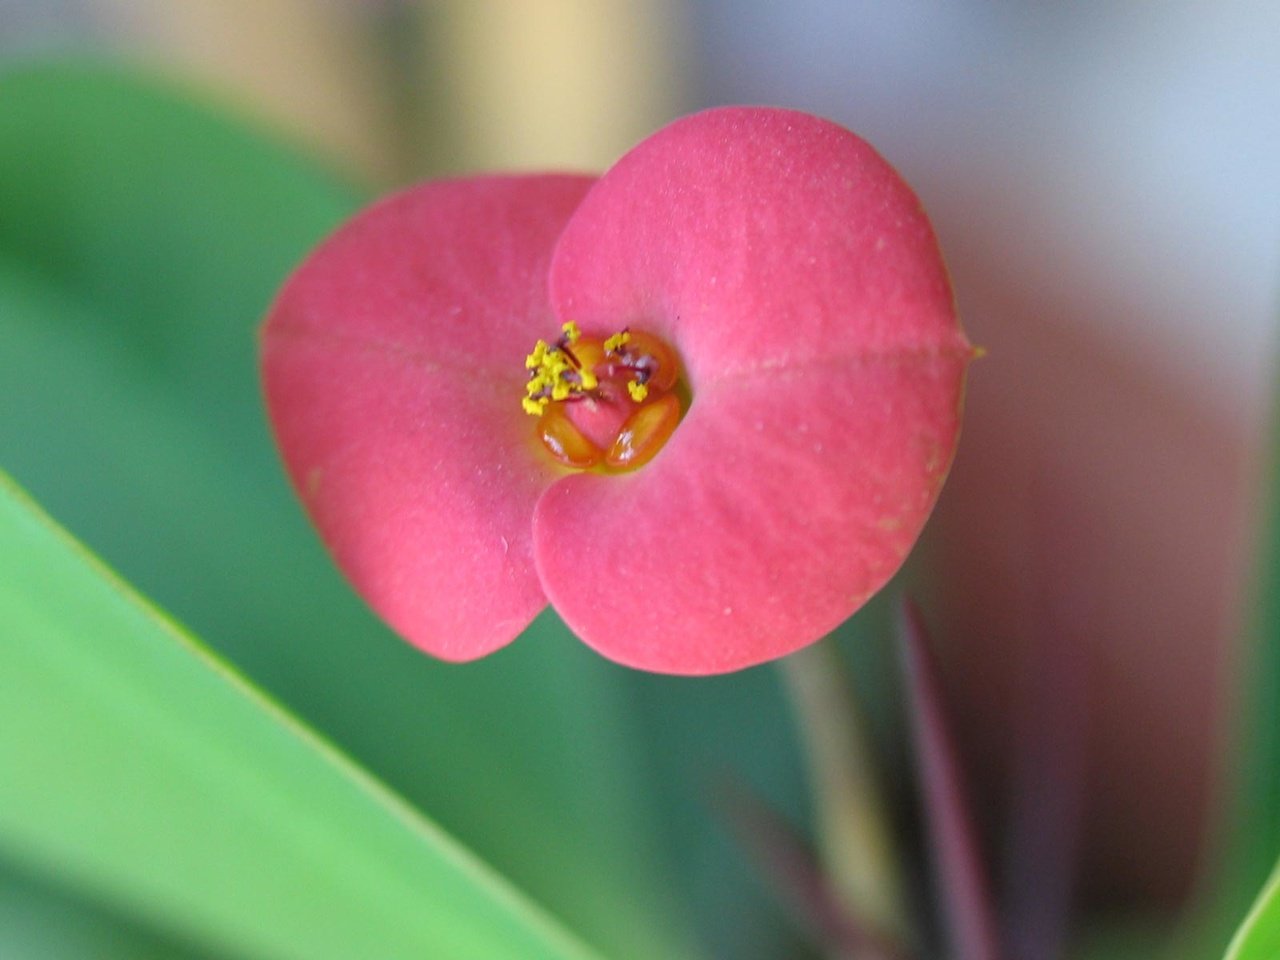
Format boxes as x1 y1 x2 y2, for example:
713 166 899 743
899 601 1003 960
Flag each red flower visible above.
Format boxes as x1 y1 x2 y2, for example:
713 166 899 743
261 107 972 674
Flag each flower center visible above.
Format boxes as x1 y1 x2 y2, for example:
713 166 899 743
523 322 683 472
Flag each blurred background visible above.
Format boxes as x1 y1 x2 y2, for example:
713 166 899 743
2 1 1279 957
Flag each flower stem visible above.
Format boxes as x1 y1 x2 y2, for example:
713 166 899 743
780 638 908 949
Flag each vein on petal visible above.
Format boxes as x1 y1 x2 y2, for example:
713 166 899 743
696 341 974 394
264 317 522 386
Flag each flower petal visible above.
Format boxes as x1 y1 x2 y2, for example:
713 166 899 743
533 355 967 674
262 175 593 660
537 106 968 674
549 106 966 387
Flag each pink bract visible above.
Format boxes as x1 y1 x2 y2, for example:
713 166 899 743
261 106 971 675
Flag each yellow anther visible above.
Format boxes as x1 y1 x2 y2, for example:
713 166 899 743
523 325 683 469
524 328 600 414
525 339 549 369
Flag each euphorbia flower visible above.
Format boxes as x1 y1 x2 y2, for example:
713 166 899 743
261 106 972 675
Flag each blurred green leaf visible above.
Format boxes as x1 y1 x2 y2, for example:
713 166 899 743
1225 865 1280 960
0 472 600 960
620 666 815 959
617 601 897 960
1218 312 1280 941
1240 423 1280 885
0 861 216 960
0 61 696 959
1067 908 1247 960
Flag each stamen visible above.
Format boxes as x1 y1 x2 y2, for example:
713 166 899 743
524 323 599 412
522 323 683 472
525 340 549 370
603 329 631 354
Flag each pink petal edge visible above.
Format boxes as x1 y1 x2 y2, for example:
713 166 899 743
262 175 594 661
537 107 970 673
550 107 965 384
535 359 966 674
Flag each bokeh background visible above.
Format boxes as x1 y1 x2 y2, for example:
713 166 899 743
2 2 1279 958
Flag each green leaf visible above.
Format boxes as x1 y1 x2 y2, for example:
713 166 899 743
1238 413 1280 886
0 470 600 960
1215 309 1280 945
0 861 217 960
617 599 898 960
0 61 697 959
1226 865 1280 960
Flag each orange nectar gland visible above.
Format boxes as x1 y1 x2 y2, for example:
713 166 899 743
523 322 682 472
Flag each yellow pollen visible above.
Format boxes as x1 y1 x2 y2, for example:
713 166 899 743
522 324 683 473
525 328 599 414
525 340 549 369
